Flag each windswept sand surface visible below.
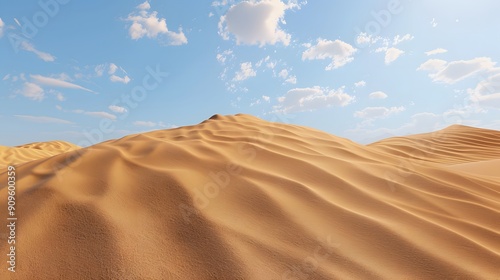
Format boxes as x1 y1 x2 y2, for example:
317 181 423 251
0 114 499 279
0 141 80 169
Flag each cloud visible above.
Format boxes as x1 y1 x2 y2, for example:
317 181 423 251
369 91 388 99
133 121 157 127
126 2 187 45
31 74 95 92
262 95 271 102
20 41 56 62
425 48 448 56
233 62 256 81
417 57 496 84
393 34 414 45
384 47 404 65
274 86 355 113
132 120 173 128
14 115 73 124
95 64 106 77
108 63 119 74
431 18 438 28
0 18 4 38
302 39 357 70
216 49 233 64
354 106 405 119
469 72 500 108
137 1 151 10
218 0 301 46
109 105 128 113
278 69 297 84
354 80 366 88
21 82 45 101
110 75 131 84
84 111 117 120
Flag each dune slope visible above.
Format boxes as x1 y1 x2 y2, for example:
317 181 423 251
0 114 499 279
0 141 81 169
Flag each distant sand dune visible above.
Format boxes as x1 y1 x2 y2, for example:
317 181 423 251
0 141 80 169
0 114 499 279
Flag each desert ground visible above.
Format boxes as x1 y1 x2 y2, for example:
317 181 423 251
0 114 499 279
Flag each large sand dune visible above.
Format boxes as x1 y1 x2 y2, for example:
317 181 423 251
0 114 499 279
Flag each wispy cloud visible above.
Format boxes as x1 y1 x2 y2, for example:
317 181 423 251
20 41 56 62
20 82 45 101
369 91 388 99
425 48 448 56
14 115 74 124
274 86 355 113
110 74 131 84
417 57 496 84
0 18 4 38
109 105 128 113
84 111 117 120
31 74 95 93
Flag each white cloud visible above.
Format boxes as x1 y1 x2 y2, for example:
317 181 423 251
354 106 405 119
108 63 119 74
369 91 388 99
218 0 300 46
417 57 496 84
216 49 233 64
302 39 357 70
278 69 297 84
416 59 447 72
356 33 381 46
3 74 10 81
393 34 414 45
233 62 256 81
137 1 151 10
278 69 289 79
110 75 131 84
84 111 117 120
431 18 438 28
95 64 106 77
285 75 297 84
354 80 366 88
133 121 157 127
425 48 448 56
384 47 404 65
109 105 128 113
0 18 4 38
469 72 500 108
262 95 271 102
20 41 56 62
275 86 355 113
21 82 45 101
31 74 95 92
126 3 187 45
14 115 73 124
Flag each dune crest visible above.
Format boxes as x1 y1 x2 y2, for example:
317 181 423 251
0 115 499 279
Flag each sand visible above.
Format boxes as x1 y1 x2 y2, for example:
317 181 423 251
0 114 499 279
0 141 80 169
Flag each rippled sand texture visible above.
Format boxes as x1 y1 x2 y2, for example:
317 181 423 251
0 114 499 279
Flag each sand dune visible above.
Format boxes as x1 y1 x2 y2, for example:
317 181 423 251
0 141 80 169
0 114 499 279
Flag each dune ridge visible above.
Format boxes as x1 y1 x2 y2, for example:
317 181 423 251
0 114 499 279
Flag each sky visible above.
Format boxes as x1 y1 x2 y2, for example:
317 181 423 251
1 0 500 147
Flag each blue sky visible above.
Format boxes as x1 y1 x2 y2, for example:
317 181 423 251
1 0 500 146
